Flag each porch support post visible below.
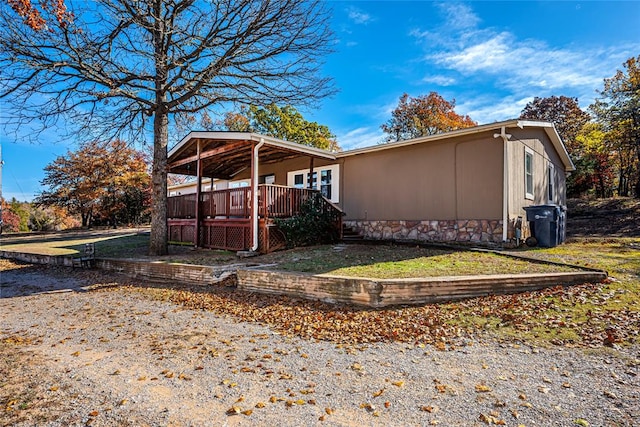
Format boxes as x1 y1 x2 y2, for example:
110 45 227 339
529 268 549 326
308 157 314 189
195 140 202 247
251 138 265 252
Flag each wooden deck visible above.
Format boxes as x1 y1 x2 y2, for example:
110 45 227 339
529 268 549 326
167 184 341 252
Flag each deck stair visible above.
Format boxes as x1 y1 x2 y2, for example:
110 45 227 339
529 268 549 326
342 224 364 242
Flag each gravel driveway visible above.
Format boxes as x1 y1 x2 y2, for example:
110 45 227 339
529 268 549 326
1 260 638 426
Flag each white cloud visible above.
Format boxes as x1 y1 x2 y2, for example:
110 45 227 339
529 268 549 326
337 127 385 150
411 3 640 110
457 96 533 124
431 33 607 92
346 6 374 25
421 75 457 86
433 32 510 72
436 2 480 30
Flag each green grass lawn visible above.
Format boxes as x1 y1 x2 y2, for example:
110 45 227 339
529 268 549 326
256 244 581 277
442 238 640 346
324 250 579 278
0 231 150 257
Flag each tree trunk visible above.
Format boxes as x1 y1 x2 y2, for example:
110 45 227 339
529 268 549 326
149 0 169 256
636 147 640 198
149 110 169 255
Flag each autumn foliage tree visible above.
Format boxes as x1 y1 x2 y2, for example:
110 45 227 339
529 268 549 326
571 123 615 198
0 0 334 255
207 104 339 151
5 0 72 31
381 92 476 142
591 56 640 198
0 198 22 232
519 96 591 154
36 140 151 228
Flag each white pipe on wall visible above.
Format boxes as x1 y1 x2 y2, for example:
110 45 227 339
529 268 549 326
251 138 265 252
494 126 511 242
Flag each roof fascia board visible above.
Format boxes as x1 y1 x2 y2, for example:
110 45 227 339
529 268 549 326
336 119 523 158
169 131 336 161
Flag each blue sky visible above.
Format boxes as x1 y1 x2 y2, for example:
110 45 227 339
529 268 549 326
1 1 639 202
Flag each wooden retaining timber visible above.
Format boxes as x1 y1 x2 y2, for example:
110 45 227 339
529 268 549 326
95 258 237 286
1 250 607 308
0 251 237 286
236 269 608 308
0 250 70 266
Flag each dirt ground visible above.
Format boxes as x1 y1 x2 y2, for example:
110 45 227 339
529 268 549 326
1 198 639 426
566 198 640 237
1 260 638 427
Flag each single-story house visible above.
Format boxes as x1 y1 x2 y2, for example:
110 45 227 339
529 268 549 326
166 119 574 252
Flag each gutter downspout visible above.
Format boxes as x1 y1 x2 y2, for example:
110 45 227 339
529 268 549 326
494 127 511 242
251 138 265 252
194 141 202 248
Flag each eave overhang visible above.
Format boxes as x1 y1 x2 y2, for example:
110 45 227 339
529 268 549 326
167 132 337 179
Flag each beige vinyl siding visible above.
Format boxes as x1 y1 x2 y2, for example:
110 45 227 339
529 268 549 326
507 128 567 221
454 139 503 219
340 132 503 221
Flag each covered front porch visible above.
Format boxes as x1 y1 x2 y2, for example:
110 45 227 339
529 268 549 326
166 132 341 253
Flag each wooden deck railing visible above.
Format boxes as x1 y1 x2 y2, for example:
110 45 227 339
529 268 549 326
167 184 344 252
258 184 318 218
167 185 335 220
167 193 197 218
168 187 250 219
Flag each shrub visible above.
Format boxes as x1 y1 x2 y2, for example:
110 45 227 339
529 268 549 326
275 193 341 248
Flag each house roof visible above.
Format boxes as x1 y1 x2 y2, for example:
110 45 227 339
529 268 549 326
168 120 575 178
167 132 337 179
337 119 575 172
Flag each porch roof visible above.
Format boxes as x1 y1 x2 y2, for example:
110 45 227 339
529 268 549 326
167 132 337 179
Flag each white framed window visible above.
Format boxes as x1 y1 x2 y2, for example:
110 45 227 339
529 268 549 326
547 163 555 203
524 147 534 200
229 179 250 188
287 164 340 203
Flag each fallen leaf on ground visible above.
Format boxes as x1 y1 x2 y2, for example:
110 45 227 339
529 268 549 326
226 406 241 415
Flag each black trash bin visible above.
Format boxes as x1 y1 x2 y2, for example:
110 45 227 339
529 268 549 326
523 204 562 248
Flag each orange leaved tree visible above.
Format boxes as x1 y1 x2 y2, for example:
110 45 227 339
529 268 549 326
381 92 476 142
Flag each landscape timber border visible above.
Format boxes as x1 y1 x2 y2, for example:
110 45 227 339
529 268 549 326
0 249 607 308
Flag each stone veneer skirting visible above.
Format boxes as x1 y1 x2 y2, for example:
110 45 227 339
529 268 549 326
345 219 504 243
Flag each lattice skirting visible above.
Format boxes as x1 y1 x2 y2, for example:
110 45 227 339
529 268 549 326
200 222 251 251
259 222 287 253
168 219 287 253
169 222 196 244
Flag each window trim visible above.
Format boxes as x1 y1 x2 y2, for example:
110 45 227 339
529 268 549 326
287 164 340 203
524 147 534 200
547 163 555 203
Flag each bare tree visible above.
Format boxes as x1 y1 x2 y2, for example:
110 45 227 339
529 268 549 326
0 0 334 254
